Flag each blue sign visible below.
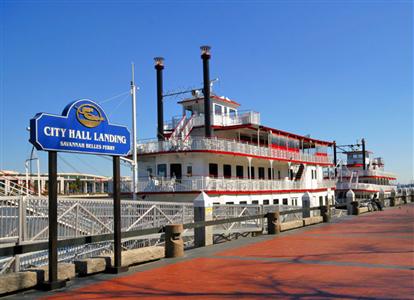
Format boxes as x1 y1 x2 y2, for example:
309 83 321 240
29 99 131 156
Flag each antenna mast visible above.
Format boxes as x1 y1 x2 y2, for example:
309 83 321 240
131 63 138 199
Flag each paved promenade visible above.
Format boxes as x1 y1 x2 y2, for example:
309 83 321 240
24 205 414 299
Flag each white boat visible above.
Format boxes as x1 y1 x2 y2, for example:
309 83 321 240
335 147 397 206
135 92 336 208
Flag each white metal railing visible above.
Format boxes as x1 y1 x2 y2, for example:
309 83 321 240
0 196 194 272
212 204 303 241
165 111 261 133
138 176 336 193
336 182 396 192
338 169 396 179
181 115 196 139
169 115 187 140
0 180 35 196
211 110 260 126
164 115 185 132
0 195 364 273
213 204 264 238
137 136 332 165
0 196 194 242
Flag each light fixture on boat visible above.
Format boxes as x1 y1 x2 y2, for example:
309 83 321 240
200 45 211 56
154 57 165 67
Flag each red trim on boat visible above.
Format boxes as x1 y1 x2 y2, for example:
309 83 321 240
178 95 241 107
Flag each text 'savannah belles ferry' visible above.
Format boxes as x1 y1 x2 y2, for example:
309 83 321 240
335 145 397 206
135 51 336 208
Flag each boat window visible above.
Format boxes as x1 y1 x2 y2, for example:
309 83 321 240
187 166 192 177
209 163 218 178
146 167 153 176
223 164 232 178
268 168 272 180
185 109 193 118
319 196 324 206
258 167 265 179
250 167 255 179
263 199 269 205
252 200 259 204
239 201 247 204
229 108 237 117
236 165 244 178
273 199 279 205
157 164 167 177
278 170 281 180
226 202 234 205
282 198 288 205
214 104 222 115
170 164 182 180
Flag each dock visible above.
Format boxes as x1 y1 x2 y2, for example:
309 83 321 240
7 204 413 300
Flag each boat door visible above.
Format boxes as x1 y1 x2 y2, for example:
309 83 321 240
170 164 182 180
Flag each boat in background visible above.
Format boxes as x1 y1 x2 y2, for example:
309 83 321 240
335 146 397 207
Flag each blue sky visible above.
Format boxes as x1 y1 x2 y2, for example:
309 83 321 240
1 0 412 183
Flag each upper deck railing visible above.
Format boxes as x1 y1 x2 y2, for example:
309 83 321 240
336 182 396 192
138 176 336 193
164 111 261 131
338 169 396 179
211 110 261 127
137 137 333 165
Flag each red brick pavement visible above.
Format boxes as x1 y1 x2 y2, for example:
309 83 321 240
43 206 414 300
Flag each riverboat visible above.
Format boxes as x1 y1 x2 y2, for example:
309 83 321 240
335 146 397 206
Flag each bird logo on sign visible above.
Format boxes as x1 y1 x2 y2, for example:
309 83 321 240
76 104 105 128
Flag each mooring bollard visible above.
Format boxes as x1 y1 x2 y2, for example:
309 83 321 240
194 192 213 247
321 204 331 223
402 189 407 204
267 211 280 235
346 190 356 215
390 190 396 207
352 202 359 215
379 190 385 208
164 224 184 258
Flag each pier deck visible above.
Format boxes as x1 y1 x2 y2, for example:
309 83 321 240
13 205 414 300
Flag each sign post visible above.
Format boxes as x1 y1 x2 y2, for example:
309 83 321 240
43 151 63 290
30 99 131 290
106 155 128 273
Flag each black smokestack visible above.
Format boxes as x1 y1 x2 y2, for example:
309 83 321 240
361 138 366 170
201 46 212 138
154 57 165 141
333 141 337 177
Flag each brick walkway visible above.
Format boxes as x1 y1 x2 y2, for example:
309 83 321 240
42 205 414 300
